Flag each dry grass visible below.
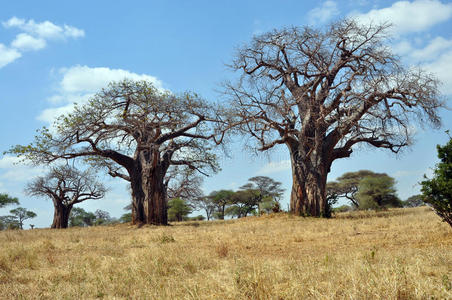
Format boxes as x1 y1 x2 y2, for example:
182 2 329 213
0 207 451 299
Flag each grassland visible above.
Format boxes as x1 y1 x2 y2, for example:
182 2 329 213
0 207 451 299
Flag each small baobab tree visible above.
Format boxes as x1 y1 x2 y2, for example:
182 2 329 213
26 165 106 228
225 19 444 217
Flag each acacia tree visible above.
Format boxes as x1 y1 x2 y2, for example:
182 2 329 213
190 195 216 220
327 170 379 207
225 19 443 217
356 173 402 209
227 189 259 218
0 193 19 208
240 176 285 214
211 190 234 220
26 165 106 228
9 207 37 229
11 80 221 225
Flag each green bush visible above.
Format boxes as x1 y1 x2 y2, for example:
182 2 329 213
421 137 452 227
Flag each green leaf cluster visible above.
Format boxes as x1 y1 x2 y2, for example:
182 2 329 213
421 137 452 227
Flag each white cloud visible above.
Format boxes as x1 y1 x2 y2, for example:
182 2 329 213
423 49 452 95
38 103 79 123
308 1 340 24
0 155 45 182
256 160 291 175
391 35 452 95
391 170 419 178
394 37 452 62
60 65 163 93
2 17 85 39
11 33 46 51
0 43 21 68
38 65 164 124
0 17 85 67
353 0 452 34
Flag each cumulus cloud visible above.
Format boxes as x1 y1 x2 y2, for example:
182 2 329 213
391 35 452 95
0 17 84 68
38 66 163 124
423 49 452 95
395 36 452 63
2 17 85 39
256 160 291 175
353 0 452 34
11 33 46 51
0 155 45 182
308 1 340 24
0 43 21 68
59 65 162 93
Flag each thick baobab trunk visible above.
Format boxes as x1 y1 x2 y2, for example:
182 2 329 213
130 163 168 225
51 202 72 228
143 169 168 225
289 154 328 217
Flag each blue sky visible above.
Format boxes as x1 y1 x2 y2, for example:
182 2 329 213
0 0 451 228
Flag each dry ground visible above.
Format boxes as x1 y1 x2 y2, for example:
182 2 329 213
0 207 451 299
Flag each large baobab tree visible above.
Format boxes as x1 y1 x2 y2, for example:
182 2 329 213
226 19 444 217
26 165 106 228
11 80 221 225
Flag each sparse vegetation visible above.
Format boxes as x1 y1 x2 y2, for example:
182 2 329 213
421 137 452 227
0 207 450 299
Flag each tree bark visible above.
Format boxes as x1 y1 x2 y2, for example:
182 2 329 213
289 154 328 217
51 201 72 228
130 162 168 225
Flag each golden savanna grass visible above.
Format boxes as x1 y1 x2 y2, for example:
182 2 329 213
0 207 451 299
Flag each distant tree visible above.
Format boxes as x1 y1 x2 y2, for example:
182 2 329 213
333 205 353 213
9 80 221 225
327 170 377 207
167 198 192 222
211 190 235 220
259 198 278 214
239 176 285 214
403 195 425 208
357 174 402 210
190 215 205 221
227 190 259 218
9 207 36 229
0 215 19 230
421 137 452 227
26 165 106 229
0 193 19 208
190 195 216 221
94 209 112 225
119 212 132 223
224 20 443 217
69 207 96 227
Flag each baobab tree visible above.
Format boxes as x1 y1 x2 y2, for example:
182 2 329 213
225 19 444 217
11 80 221 225
26 165 106 228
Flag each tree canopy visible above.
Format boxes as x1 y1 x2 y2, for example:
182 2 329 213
9 80 223 225
0 193 19 208
9 207 37 229
356 174 402 209
167 198 192 222
225 19 444 217
26 165 106 228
